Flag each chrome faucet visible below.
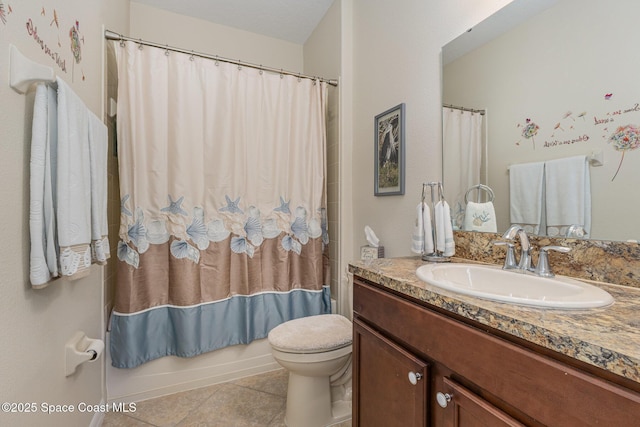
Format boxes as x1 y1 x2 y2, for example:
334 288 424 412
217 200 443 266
534 246 571 277
501 225 533 272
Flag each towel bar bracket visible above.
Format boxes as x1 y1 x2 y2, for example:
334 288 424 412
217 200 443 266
9 44 56 94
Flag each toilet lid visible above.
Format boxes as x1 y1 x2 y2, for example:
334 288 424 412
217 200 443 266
268 314 352 354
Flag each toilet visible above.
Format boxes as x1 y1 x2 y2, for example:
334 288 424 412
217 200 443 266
268 314 353 427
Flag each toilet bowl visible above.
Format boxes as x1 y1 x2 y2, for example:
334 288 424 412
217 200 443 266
268 314 353 427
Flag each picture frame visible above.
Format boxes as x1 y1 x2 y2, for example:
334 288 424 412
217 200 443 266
374 103 405 196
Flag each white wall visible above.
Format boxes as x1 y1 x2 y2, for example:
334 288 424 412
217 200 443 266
0 1 129 426
129 2 303 72
349 0 512 259
444 0 640 241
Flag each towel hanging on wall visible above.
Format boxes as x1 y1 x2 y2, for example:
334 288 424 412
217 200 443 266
544 155 591 237
509 161 545 234
28 78 110 288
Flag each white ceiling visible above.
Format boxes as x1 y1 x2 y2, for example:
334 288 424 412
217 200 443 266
131 0 335 44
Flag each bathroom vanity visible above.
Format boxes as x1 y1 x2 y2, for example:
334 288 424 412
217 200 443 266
350 257 640 427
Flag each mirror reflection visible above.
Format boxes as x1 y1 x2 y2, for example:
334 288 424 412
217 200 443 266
442 0 640 242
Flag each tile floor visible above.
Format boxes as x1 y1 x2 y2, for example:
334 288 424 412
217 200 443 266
102 369 352 427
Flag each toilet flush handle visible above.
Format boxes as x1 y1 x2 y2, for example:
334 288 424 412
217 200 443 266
408 371 423 385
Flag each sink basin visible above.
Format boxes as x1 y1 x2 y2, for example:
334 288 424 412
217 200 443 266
415 263 614 309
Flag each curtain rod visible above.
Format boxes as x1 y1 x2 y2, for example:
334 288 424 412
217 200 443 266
443 103 485 115
104 29 338 87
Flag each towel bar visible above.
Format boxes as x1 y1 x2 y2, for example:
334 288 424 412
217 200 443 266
464 184 495 204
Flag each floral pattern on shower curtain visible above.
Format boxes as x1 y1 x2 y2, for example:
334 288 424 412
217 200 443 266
110 41 330 369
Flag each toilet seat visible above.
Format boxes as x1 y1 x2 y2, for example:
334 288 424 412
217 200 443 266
268 314 352 354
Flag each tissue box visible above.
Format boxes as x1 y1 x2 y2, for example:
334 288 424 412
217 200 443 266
360 245 384 260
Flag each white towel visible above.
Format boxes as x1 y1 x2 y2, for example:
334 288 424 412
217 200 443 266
29 84 59 288
463 201 497 232
545 155 591 237
411 203 434 254
435 201 455 256
509 161 545 234
56 77 92 280
88 112 110 264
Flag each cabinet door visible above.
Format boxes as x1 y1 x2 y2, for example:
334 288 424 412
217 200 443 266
437 377 525 427
353 317 429 427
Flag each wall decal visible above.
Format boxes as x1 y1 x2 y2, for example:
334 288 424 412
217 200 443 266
69 22 81 63
23 6 87 82
521 118 539 150
50 9 58 28
0 2 7 25
608 124 640 181
26 17 67 72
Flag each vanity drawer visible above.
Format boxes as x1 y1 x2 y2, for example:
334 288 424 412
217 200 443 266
353 278 640 426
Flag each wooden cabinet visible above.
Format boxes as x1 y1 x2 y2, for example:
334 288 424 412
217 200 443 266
352 276 640 427
353 318 429 427
438 377 524 427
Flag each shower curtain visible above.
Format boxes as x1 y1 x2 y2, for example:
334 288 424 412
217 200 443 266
110 41 330 369
442 107 483 229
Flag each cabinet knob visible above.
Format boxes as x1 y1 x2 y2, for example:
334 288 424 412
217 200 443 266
408 371 423 385
436 392 452 408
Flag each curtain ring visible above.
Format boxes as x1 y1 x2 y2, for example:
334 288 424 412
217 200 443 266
119 38 125 48
297 72 301 82
189 50 195 61
137 39 144 50
280 69 284 79
259 65 263 75
164 45 170 56
214 55 220 66
238 60 242 71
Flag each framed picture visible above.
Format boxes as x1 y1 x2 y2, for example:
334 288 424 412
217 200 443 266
374 103 405 196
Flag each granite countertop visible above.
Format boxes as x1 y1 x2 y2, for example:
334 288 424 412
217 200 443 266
349 256 640 385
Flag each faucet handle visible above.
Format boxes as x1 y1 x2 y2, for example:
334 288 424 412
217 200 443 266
493 241 517 270
535 246 570 277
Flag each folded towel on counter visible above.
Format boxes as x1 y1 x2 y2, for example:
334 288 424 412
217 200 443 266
545 155 591 237
411 202 434 254
435 201 455 256
29 84 59 288
56 77 93 280
509 161 545 234
463 201 497 232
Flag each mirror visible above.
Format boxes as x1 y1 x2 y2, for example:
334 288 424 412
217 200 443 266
442 0 640 242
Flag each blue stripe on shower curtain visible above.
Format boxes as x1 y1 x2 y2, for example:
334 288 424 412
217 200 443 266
110 287 331 368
